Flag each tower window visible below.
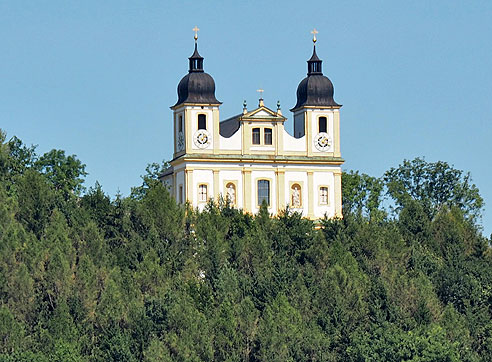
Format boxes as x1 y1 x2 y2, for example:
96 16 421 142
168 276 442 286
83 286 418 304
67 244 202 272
198 114 207 130
179 185 183 204
252 128 260 145
257 180 270 206
319 186 329 205
178 115 183 132
264 128 272 145
198 184 208 202
319 116 327 133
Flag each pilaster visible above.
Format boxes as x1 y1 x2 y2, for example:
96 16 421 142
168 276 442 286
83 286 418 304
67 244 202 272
185 169 193 205
243 169 252 212
306 111 313 157
334 170 342 218
334 110 341 157
307 171 314 218
276 169 285 212
213 169 220 200
213 107 220 154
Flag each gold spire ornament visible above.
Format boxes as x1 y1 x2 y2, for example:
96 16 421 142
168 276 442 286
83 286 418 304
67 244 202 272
311 28 318 44
193 26 200 42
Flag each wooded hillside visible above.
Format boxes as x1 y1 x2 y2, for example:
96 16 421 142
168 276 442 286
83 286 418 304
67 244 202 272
0 130 490 361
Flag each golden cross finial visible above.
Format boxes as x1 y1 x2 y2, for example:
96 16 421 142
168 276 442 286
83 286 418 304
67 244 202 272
311 28 318 44
257 88 264 98
193 26 200 42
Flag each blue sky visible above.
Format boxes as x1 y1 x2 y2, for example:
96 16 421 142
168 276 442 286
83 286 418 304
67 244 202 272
1 1 491 236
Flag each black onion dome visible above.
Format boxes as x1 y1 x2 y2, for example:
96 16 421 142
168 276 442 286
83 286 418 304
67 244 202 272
291 46 340 111
173 43 221 107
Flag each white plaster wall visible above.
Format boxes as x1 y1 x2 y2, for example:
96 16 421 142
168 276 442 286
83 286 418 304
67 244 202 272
310 110 334 154
284 171 308 217
218 170 243 208
251 170 276 214
313 171 335 218
192 169 214 211
190 107 217 151
219 131 242 150
283 130 306 152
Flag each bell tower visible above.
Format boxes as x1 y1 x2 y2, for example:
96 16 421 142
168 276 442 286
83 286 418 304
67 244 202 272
171 27 222 159
290 30 341 158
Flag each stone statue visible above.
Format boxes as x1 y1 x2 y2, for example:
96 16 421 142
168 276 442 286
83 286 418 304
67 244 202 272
292 186 301 208
227 184 236 204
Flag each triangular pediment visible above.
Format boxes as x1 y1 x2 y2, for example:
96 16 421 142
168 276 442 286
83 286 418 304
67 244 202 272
243 105 286 121
254 109 271 117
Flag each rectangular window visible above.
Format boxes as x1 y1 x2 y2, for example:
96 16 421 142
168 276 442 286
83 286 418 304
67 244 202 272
264 128 272 145
319 116 327 133
178 115 183 132
252 128 260 145
198 114 207 130
179 185 183 204
319 186 328 205
198 184 208 202
257 180 270 206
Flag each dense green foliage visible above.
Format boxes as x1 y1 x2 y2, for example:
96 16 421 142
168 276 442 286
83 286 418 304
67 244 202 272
0 130 490 361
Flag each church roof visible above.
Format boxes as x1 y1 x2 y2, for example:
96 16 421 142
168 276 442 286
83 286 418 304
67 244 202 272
219 114 242 137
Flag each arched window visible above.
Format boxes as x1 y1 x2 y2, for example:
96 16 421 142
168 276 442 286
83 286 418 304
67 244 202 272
257 180 270 206
264 128 272 145
198 184 208 202
198 114 207 130
319 116 327 133
179 185 183 204
178 115 183 132
291 184 302 208
226 182 236 204
252 128 260 145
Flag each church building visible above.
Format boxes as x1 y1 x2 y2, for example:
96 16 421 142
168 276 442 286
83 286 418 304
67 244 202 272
160 30 344 219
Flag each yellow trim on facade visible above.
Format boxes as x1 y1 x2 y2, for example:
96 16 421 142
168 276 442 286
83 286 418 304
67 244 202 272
334 110 341 157
306 111 313 157
334 172 342 217
243 170 252 213
185 169 193 204
307 171 314 218
276 170 285 211
213 169 220 200
213 108 220 155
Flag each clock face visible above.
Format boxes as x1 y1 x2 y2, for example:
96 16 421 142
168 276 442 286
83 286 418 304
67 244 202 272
194 129 211 149
314 132 332 152
177 131 184 151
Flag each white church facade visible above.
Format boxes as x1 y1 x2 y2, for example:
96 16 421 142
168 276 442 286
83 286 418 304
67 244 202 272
160 32 343 219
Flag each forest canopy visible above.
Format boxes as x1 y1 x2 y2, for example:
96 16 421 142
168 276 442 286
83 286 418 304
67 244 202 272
0 130 490 361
